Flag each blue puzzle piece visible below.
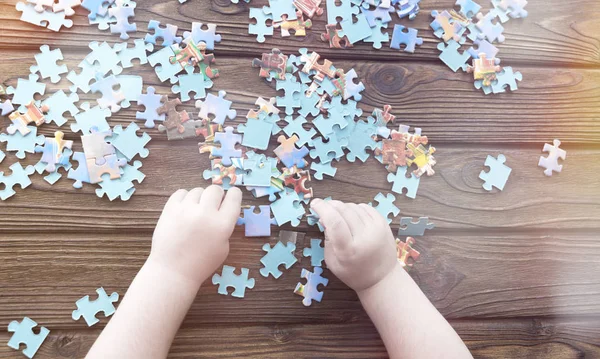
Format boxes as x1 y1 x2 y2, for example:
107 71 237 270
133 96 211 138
81 0 113 19
467 38 500 61
243 155 278 187
294 266 328 306
369 192 400 224
276 77 302 115
195 90 237 126
491 66 522 93
390 24 423 53
343 69 365 101
237 112 274 150
114 39 154 68
263 0 297 21
310 160 337 180
148 44 184 84
260 241 298 278
213 127 242 166
387 166 420 199
145 20 182 46
313 112 347 139
344 119 378 162
71 102 111 134
398 217 435 236
271 188 305 226
41 90 79 127
298 86 321 118
34 147 73 185
171 65 213 102
72 287 119 326
303 238 325 266
283 115 316 147
479 154 511 191
309 136 348 164
108 0 136 40
6 74 46 110
212 265 255 298
67 151 91 189
108 122 151 161
455 0 481 18
183 22 222 50
340 12 371 44
274 135 310 169
237 205 277 237
34 131 73 173
437 40 470 72
29 45 68 84
96 160 146 201
474 11 505 43
363 5 394 26
0 126 45 159
136 86 165 128
249 8 273 43
365 19 390 49
247 183 284 202
0 162 35 200
8 317 49 359
326 0 359 24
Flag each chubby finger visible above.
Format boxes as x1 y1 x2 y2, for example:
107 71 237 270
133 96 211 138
330 201 364 236
310 199 353 252
199 185 226 210
165 189 188 208
183 187 205 204
219 187 243 221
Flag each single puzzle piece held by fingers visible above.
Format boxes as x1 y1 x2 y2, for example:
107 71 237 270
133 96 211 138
302 238 324 266
212 265 255 298
398 217 435 236
7 317 50 359
369 192 400 224
538 139 566 176
72 287 119 327
260 241 298 278
237 205 277 237
479 154 511 191
294 266 328 306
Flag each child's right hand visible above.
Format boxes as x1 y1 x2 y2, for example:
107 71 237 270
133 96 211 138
310 199 399 294
149 186 242 285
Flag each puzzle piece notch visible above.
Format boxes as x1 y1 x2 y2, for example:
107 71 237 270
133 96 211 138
72 287 119 326
183 22 222 50
212 265 255 298
302 238 324 266
479 154 512 191
398 217 434 236
260 241 298 278
237 205 277 237
294 266 328 306
7 317 50 359
369 192 400 224
538 139 566 176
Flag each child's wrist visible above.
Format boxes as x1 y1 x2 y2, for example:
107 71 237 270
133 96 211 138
144 255 209 290
357 263 410 300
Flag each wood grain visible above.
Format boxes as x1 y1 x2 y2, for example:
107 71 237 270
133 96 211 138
0 231 598 328
0 0 599 67
2 50 600 144
0 318 599 358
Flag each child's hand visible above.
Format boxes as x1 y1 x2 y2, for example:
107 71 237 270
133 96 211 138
149 186 242 284
310 199 399 294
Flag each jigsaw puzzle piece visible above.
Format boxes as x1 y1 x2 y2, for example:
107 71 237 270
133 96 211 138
7 317 49 359
478 154 511 191
326 0 359 24
390 25 423 53
145 20 182 46
369 192 400 224
237 205 277 237
212 265 255 298
148 45 184 84
41 90 79 127
114 39 154 68
72 287 119 326
294 267 328 306
87 154 127 184
538 139 566 176
67 60 102 93
108 122 151 161
0 126 45 159
34 131 73 173
0 162 36 200
259 241 298 278
171 65 213 102
396 236 420 268
271 188 305 226
310 160 337 180
6 74 46 109
195 90 237 125
364 19 390 49
84 41 123 76
71 102 111 134
108 0 136 40
29 45 68 83
274 135 310 169
302 238 324 266
95 160 145 200
90 73 126 113
212 126 242 166
437 40 470 72
387 166 420 199
67 151 91 189
398 216 434 236
282 115 316 147
249 8 274 43
183 22 222 50
16 2 74 32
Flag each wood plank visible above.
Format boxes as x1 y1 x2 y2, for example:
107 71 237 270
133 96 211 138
0 318 599 358
0 231 598 327
0 0 598 67
2 50 599 144
0 143 598 232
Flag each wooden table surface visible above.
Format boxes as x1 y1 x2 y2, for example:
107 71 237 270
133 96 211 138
1 0 599 357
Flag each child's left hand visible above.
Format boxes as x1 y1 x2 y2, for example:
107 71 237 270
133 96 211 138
149 186 242 285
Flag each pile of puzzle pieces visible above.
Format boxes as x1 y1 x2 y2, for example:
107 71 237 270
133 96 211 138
248 0 425 52
433 0 527 94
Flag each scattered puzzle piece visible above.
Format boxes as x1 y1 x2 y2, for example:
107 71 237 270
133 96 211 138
108 122 151 161
0 162 36 200
479 154 511 191
260 241 298 278
274 134 310 169
30 45 68 83
390 25 423 53
34 131 73 173
96 160 145 200
16 2 74 31
387 165 420 199
0 126 45 159
398 217 434 236
7 317 49 359
237 205 277 237
538 139 566 176
303 238 324 266
195 90 237 125
396 237 420 268
145 20 182 46
369 192 400 224
212 265 255 298
72 287 119 326
294 267 328 306
136 86 165 128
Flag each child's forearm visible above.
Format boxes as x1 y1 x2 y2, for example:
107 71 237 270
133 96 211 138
86 258 206 359
358 264 472 359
